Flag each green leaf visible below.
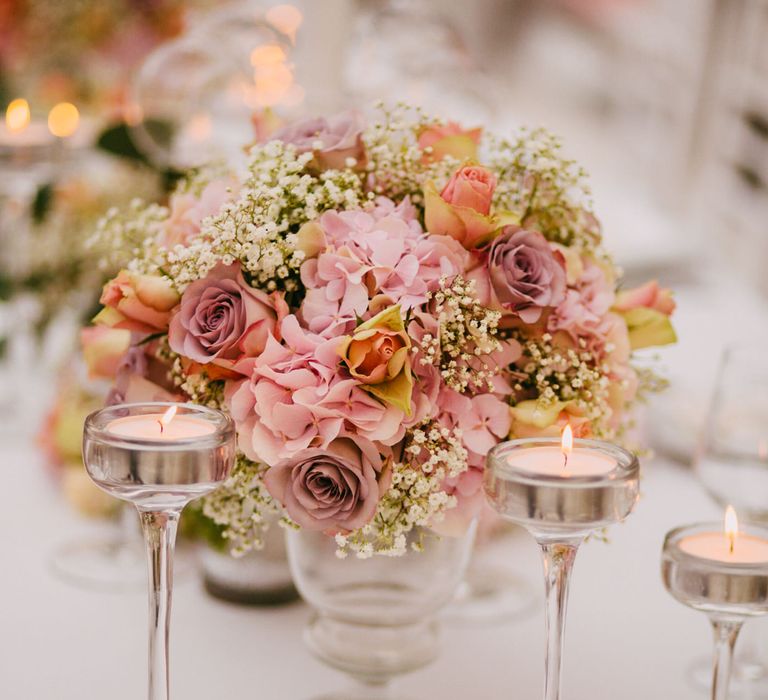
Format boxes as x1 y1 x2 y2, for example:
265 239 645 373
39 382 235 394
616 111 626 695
96 122 150 164
32 183 54 224
363 367 414 417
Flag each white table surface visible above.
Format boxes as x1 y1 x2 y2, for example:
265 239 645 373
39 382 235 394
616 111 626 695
3 281 767 700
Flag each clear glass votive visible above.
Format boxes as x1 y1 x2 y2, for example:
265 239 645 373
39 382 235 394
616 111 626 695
662 521 768 700
83 402 236 700
485 437 640 700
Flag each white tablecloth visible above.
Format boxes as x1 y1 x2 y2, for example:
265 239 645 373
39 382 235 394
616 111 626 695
4 281 767 699
4 434 749 700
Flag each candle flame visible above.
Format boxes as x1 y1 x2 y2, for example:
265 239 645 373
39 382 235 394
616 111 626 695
6 98 30 133
561 424 573 471
725 505 738 555
48 102 79 138
158 405 178 434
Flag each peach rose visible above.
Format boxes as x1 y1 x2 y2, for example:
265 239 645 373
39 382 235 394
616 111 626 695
94 271 179 334
614 280 675 315
424 165 503 249
613 281 676 350
338 305 413 415
80 327 131 379
418 122 482 163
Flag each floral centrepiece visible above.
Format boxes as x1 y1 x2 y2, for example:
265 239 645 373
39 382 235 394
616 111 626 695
86 103 676 557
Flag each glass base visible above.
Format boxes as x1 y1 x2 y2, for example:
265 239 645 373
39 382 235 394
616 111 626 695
311 691 414 700
688 655 768 698
446 564 538 625
50 537 147 591
50 537 193 591
305 614 439 685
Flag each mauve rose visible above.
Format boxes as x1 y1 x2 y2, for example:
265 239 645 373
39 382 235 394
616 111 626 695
168 262 276 367
487 227 566 323
264 436 386 533
273 111 366 171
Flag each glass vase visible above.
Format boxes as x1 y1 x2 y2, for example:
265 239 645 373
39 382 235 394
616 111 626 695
286 524 476 699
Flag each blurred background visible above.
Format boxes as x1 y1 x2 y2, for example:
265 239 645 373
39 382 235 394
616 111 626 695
2 1 768 696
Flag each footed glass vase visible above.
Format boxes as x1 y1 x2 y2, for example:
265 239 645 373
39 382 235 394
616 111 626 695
286 524 476 699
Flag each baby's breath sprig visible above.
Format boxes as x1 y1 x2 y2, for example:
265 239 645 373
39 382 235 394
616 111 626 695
336 421 468 558
88 199 169 273
510 332 613 438
363 101 463 207
487 127 602 253
201 454 281 557
417 275 502 393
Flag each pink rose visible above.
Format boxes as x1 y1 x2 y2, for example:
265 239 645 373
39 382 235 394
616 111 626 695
614 280 675 315
441 166 496 216
264 436 387 533
418 122 482 163
273 111 366 171
168 263 277 369
424 166 499 249
485 227 567 323
95 271 179 334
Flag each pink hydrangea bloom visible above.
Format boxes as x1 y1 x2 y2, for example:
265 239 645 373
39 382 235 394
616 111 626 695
548 262 615 345
299 197 464 336
226 316 342 465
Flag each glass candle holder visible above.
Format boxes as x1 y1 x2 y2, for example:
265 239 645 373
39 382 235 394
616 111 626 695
83 402 236 700
662 521 768 700
484 437 640 700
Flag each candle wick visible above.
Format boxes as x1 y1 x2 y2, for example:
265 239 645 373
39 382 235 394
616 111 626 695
563 453 569 472
729 533 735 555
158 420 164 435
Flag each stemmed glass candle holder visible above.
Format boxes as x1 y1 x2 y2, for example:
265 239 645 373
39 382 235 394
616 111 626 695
83 403 236 700
662 511 768 700
484 430 640 700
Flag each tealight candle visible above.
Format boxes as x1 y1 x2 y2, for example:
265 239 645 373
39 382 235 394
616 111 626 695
508 427 616 476
661 509 768 700
106 405 216 441
486 428 639 534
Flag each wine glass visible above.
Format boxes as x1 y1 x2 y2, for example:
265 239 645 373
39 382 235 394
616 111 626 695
83 403 235 700
693 342 768 696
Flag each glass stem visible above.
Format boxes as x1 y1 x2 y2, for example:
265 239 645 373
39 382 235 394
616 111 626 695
710 617 743 700
139 508 181 700
539 539 582 700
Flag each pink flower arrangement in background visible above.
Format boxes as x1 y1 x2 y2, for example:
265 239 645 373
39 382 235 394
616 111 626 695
86 104 676 556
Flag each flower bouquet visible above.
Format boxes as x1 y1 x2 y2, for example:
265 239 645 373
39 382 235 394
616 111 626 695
84 104 676 558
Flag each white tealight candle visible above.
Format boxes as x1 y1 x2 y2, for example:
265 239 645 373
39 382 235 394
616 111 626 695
106 407 215 441
679 532 768 564
507 446 616 477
